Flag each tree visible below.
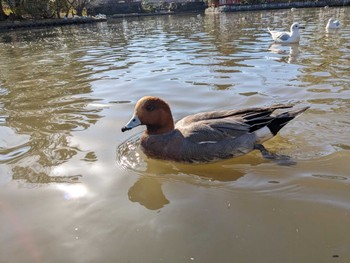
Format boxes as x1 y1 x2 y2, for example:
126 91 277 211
5 0 24 19
24 0 54 19
66 0 91 17
4 0 48 19
75 0 89 16
0 1 9 20
50 0 68 18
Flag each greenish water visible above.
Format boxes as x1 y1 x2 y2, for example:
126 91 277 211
0 7 350 263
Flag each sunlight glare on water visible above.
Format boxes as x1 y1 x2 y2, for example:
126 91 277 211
0 6 350 263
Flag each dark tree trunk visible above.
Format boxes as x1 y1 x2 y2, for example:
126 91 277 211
76 6 83 16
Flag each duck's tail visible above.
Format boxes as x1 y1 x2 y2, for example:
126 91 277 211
267 106 310 135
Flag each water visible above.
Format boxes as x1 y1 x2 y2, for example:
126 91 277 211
0 6 350 263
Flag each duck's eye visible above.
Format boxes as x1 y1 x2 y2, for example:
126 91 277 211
146 104 155 111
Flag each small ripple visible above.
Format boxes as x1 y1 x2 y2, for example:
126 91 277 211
81 152 98 162
117 133 147 173
109 100 131 104
312 174 347 181
0 144 31 164
332 144 350 151
0 87 8 95
0 115 7 125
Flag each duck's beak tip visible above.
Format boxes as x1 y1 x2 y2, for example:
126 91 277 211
121 126 131 132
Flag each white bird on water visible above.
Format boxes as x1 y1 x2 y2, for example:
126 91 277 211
268 22 305 44
326 18 341 30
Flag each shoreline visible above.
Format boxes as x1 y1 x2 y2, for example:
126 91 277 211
0 11 202 32
109 10 204 19
206 0 350 13
0 17 107 31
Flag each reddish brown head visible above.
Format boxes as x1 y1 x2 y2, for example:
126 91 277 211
121 96 175 135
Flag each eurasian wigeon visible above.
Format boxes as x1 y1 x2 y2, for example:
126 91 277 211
121 96 309 163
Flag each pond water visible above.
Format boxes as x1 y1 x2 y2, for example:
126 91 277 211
1 6 350 263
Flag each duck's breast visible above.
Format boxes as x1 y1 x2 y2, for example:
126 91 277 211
140 130 184 161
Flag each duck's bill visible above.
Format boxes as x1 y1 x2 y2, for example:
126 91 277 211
299 26 305 29
121 115 142 132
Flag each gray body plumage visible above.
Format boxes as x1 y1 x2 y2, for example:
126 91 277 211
141 106 293 163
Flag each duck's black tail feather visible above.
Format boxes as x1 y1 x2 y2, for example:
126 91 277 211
246 105 309 133
267 106 310 135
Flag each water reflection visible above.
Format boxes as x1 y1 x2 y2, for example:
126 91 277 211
325 27 341 34
12 166 81 184
56 183 89 200
128 176 169 210
0 200 41 263
125 160 248 210
0 27 104 184
268 43 300 64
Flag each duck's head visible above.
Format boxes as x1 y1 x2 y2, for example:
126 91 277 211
121 96 175 135
290 22 305 32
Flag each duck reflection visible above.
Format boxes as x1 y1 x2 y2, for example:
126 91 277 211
268 43 300 64
123 152 262 210
128 176 169 210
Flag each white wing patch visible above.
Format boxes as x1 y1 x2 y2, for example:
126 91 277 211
197 141 218 144
254 126 273 143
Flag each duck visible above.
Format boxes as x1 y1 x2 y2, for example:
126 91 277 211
121 96 309 163
268 22 305 44
326 18 341 30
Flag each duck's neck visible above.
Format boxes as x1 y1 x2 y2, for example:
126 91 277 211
146 118 175 135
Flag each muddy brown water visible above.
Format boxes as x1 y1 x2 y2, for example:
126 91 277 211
0 6 350 263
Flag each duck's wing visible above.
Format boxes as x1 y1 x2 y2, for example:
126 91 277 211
176 105 293 143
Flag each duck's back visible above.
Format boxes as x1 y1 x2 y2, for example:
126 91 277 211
175 110 250 142
175 106 288 139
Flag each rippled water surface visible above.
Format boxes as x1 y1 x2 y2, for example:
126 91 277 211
1 6 350 262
